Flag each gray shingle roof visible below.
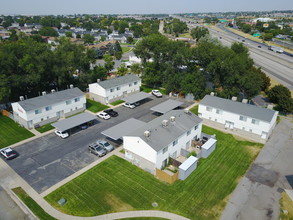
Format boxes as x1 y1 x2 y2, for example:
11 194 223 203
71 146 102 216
200 95 277 122
97 74 140 89
125 110 202 152
16 88 84 112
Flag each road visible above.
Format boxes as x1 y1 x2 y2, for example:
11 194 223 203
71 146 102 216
221 117 293 220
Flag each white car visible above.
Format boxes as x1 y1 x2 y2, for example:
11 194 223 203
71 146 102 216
97 112 111 120
0 147 17 160
152 90 162 98
123 102 135 109
55 130 69 138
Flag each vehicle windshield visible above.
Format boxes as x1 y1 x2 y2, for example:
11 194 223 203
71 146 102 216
104 142 110 147
95 146 103 151
7 151 16 156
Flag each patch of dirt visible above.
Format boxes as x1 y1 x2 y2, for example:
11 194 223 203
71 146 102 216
246 164 279 187
105 193 134 212
245 145 261 158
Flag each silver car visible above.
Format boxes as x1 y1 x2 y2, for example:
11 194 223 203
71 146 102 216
88 143 107 157
96 140 114 152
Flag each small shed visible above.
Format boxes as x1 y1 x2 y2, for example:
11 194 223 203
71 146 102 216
201 138 217 158
178 156 198 180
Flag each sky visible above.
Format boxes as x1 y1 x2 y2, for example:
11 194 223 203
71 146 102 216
1 0 292 15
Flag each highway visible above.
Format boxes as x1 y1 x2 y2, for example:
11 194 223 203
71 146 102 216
175 16 293 90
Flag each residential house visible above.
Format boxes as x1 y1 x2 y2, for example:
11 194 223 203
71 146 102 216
123 110 203 175
109 34 127 43
12 87 86 129
198 95 278 139
89 74 141 104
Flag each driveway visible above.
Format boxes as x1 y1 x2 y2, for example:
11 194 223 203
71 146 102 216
4 96 192 193
221 117 293 220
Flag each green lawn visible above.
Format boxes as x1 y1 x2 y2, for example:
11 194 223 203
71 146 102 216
0 115 34 149
110 100 125 106
86 99 109 113
45 126 262 219
13 187 57 220
35 123 55 133
119 218 168 220
189 105 198 115
140 85 167 95
122 47 132 53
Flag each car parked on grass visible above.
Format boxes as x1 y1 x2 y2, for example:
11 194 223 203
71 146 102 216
55 130 69 139
96 140 114 152
152 90 162 98
0 147 18 160
88 143 107 157
104 109 118 117
123 102 135 109
97 112 111 120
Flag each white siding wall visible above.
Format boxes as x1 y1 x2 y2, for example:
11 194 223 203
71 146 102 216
89 83 106 97
12 95 86 125
155 122 202 169
198 104 275 137
123 136 157 164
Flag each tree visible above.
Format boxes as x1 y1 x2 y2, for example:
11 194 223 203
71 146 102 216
83 34 95 44
65 31 72 38
100 35 106 42
127 36 133 43
241 24 252 33
180 72 206 99
278 97 293 113
39 27 58 37
190 27 209 41
118 21 129 34
114 51 122 60
103 54 115 72
267 85 291 103
130 63 143 75
263 33 273 41
117 64 128 76
231 42 249 55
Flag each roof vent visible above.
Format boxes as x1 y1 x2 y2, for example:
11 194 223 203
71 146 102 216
97 79 100 82
144 130 150 137
184 109 190 114
19 96 24 101
231 96 237 101
170 116 176 122
51 89 56 93
267 104 274 109
210 92 215 96
69 84 74 89
162 119 169 127
42 91 46 96
242 99 248 104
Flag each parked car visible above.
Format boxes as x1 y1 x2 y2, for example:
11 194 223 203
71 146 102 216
97 112 111 120
152 90 162 98
96 140 114 152
134 102 140 106
0 147 18 160
88 143 107 157
104 109 118 117
258 45 262 48
80 124 88 130
123 102 135 109
55 130 69 138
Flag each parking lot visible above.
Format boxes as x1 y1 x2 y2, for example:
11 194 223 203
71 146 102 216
4 96 193 193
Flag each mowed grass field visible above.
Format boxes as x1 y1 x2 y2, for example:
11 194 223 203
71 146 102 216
45 126 262 219
0 115 34 148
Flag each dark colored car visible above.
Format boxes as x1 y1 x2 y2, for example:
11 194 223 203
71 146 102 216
104 109 118 117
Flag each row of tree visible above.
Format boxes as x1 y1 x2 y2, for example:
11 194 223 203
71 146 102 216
134 34 270 100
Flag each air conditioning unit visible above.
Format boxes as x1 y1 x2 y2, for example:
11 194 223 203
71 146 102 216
162 119 169 127
69 84 74 89
97 79 100 82
144 130 150 137
51 89 56 93
42 91 46 96
19 96 24 101
242 99 248 104
210 92 215 96
170 116 176 122
231 96 237 101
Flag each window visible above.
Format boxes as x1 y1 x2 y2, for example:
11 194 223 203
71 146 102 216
74 97 80 102
172 139 178 146
134 81 137 85
216 109 222 114
35 109 42 114
252 119 259 125
239 115 247 121
117 87 120 90
206 106 212 112
66 100 72 105
45 106 52 111
110 88 114 93
187 130 191 136
163 146 168 154
194 125 198 130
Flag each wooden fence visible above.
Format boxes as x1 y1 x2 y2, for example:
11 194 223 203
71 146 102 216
1 109 10 117
156 168 178 184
